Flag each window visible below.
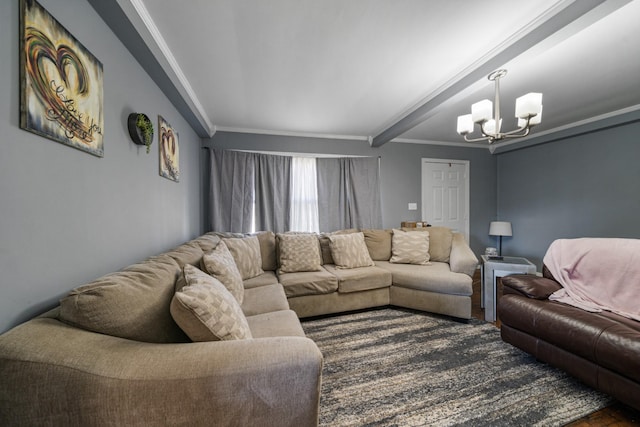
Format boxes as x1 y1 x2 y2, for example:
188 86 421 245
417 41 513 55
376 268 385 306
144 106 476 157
209 149 380 234
290 157 319 232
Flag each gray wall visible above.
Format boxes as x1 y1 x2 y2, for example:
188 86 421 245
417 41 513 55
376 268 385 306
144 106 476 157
496 120 640 268
205 132 497 257
0 0 202 333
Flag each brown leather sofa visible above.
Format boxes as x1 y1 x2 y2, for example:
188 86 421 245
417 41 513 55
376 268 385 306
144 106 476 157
498 267 640 411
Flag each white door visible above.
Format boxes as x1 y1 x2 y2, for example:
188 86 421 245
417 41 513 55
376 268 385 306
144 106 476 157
421 159 469 241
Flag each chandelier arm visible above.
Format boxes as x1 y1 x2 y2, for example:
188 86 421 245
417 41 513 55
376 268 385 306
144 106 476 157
463 134 495 143
501 115 535 136
502 126 528 136
501 128 532 139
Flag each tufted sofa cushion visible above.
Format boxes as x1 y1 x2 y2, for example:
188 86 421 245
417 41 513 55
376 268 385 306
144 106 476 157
375 261 472 296
278 269 338 297
361 228 392 261
59 255 188 343
164 241 205 268
252 231 277 271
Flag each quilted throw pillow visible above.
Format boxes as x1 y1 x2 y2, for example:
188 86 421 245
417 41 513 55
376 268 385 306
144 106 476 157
171 265 252 342
201 241 244 304
390 229 431 265
328 232 375 269
277 233 322 273
319 229 359 264
401 226 453 262
223 236 264 280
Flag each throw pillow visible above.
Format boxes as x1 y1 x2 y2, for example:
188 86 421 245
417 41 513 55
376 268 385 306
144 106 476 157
319 229 358 264
401 226 453 262
171 265 252 342
390 229 431 265
277 233 322 273
328 232 375 269
201 241 244 304
223 236 264 280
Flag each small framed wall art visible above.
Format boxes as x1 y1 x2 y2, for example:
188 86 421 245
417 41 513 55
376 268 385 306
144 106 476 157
20 0 104 157
158 115 179 182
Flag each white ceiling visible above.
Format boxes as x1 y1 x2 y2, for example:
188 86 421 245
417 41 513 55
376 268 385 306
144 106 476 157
97 0 640 150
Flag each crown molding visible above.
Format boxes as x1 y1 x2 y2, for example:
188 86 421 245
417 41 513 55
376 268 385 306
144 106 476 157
489 103 640 154
128 0 214 136
88 0 215 136
216 103 640 152
391 138 488 149
214 126 371 142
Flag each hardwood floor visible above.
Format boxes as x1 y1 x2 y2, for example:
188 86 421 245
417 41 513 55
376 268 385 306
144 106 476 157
470 269 639 426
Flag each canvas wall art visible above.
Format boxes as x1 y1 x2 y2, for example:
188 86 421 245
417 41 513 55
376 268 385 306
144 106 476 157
158 115 179 182
20 0 104 157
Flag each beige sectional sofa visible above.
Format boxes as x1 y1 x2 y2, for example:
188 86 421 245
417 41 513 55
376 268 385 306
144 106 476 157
0 227 477 426
0 233 322 427
283 228 478 320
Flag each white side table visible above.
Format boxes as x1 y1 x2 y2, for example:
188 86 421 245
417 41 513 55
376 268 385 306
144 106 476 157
480 255 536 322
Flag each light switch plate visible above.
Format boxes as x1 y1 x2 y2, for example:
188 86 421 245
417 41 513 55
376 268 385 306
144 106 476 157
408 203 417 211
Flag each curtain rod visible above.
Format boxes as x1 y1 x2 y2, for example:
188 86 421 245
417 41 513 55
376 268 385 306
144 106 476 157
201 147 380 159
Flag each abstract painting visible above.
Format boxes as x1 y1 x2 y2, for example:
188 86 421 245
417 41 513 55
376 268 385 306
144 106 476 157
158 115 179 182
20 0 104 157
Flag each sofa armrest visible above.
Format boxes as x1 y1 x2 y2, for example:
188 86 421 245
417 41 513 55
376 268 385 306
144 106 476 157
502 274 562 299
0 318 322 426
449 233 479 277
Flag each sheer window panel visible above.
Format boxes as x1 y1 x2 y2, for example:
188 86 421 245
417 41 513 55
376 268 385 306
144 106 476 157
290 157 319 233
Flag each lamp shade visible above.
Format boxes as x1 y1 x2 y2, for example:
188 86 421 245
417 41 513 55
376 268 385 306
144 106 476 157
518 105 543 128
471 99 493 123
515 93 543 119
489 221 512 236
457 114 474 135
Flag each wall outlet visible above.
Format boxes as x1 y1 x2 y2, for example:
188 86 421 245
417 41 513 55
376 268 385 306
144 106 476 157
408 203 417 211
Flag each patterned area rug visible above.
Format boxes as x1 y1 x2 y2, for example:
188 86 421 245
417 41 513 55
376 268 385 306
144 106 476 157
302 308 613 427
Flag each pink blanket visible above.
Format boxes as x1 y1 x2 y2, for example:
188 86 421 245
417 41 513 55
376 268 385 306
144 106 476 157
544 238 640 321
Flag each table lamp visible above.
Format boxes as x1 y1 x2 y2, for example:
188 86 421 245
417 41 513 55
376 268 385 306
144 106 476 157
489 221 512 256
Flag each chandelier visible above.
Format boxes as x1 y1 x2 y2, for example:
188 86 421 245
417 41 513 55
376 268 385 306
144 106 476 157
456 69 542 144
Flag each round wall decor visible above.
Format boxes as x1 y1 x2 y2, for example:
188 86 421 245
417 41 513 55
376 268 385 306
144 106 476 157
127 113 154 153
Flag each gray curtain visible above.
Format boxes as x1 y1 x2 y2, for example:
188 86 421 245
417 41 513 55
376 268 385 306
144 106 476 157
254 153 291 233
208 149 291 233
209 149 255 233
316 157 382 232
